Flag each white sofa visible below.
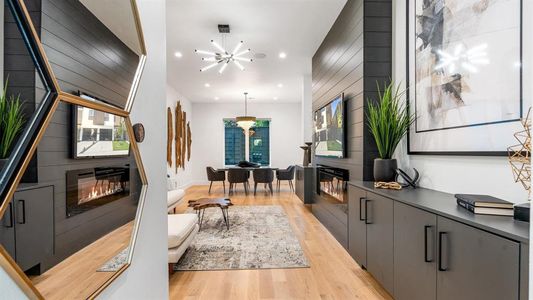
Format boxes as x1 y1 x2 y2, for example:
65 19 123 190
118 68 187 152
167 189 185 213
168 213 198 273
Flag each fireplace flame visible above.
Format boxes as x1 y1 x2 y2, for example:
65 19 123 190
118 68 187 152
78 180 124 205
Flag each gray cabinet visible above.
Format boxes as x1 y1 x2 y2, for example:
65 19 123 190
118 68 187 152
394 202 437 300
436 216 520 300
365 192 394 294
348 185 366 267
0 186 54 272
295 165 314 204
0 202 16 258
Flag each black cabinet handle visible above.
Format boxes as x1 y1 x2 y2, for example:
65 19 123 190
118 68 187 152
424 225 433 262
359 197 366 221
3 202 13 228
438 231 449 271
364 199 372 224
17 200 25 224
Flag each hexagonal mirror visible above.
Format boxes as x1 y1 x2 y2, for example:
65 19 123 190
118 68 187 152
0 0 146 298
0 0 57 215
31 0 145 109
2 103 145 299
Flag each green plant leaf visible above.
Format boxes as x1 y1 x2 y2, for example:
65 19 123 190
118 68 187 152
365 81 415 159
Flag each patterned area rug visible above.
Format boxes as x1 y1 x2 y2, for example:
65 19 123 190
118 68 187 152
174 205 309 271
97 247 129 272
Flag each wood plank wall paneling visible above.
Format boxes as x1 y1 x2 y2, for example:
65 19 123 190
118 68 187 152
312 0 392 181
37 101 139 270
40 0 139 108
311 0 392 248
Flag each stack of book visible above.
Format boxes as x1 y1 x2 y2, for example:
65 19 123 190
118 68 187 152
455 194 514 216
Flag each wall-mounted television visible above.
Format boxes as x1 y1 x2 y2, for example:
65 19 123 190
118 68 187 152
314 93 345 158
72 104 130 159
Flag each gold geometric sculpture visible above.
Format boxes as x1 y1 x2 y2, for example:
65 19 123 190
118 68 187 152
508 107 531 198
182 111 187 169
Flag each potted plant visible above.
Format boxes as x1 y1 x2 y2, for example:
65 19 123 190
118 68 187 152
0 80 25 170
366 81 415 182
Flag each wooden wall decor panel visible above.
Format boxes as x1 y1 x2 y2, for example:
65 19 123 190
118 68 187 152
181 111 187 169
187 122 192 161
167 107 173 167
175 102 181 172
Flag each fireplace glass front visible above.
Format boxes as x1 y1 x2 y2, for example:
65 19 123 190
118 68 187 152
66 166 130 217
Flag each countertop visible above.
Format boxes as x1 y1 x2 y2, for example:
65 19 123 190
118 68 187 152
348 180 529 244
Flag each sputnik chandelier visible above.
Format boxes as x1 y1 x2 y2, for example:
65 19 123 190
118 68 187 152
195 24 253 74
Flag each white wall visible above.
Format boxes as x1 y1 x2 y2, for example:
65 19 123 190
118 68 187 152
166 85 195 189
190 102 302 183
98 0 168 299
392 0 530 203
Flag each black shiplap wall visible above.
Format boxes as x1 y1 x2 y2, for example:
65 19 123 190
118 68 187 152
311 0 392 247
312 0 392 181
40 0 139 108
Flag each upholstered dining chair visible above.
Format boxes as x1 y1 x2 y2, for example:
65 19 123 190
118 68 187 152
228 168 250 195
276 165 295 192
206 167 226 193
253 168 274 195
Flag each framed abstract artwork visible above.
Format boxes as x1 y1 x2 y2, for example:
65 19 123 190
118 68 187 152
407 0 524 155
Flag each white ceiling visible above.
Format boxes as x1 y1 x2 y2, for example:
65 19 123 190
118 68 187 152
166 0 345 103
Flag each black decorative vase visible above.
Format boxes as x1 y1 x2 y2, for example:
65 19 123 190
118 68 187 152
373 158 397 182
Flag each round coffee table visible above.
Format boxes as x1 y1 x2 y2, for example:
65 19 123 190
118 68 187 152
188 198 233 230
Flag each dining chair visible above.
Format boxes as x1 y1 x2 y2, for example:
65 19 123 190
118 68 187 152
253 168 274 195
228 168 250 195
206 167 226 193
276 165 295 192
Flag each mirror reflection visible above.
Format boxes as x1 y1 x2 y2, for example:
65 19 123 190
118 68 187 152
38 0 143 108
0 0 54 211
1 0 145 298
2 103 143 300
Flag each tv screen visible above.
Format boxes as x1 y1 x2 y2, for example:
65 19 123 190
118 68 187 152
314 94 345 158
72 105 130 158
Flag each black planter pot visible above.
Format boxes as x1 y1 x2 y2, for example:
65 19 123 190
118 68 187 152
373 158 397 182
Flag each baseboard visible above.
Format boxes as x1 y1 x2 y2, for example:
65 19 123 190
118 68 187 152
177 180 209 190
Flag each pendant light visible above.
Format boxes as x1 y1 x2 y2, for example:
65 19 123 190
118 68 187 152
236 92 256 130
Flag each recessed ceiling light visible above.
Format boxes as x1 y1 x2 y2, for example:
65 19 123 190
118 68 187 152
279 52 287 59
273 97 278 100
214 96 219 100
277 83 283 88
174 51 183 58
204 83 210 88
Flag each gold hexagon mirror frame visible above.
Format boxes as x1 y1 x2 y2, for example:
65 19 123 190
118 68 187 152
0 0 147 299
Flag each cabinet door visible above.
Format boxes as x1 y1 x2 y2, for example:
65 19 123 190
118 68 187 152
348 185 367 267
394 202 437 300
437 216 520 300
0 202 16 258
14 186 54 271
366 192 394 294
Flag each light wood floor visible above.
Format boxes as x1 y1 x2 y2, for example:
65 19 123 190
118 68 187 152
170 183 391 300
30 222 132 299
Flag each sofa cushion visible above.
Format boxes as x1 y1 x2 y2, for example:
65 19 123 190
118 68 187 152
168 214 197 248
168 224 198 263
167 189 185 209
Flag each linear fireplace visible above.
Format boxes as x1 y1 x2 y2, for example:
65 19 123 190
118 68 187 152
317 165 349 203
66 166 130 217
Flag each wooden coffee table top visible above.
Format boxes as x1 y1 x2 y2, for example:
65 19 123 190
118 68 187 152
188 198 233 210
